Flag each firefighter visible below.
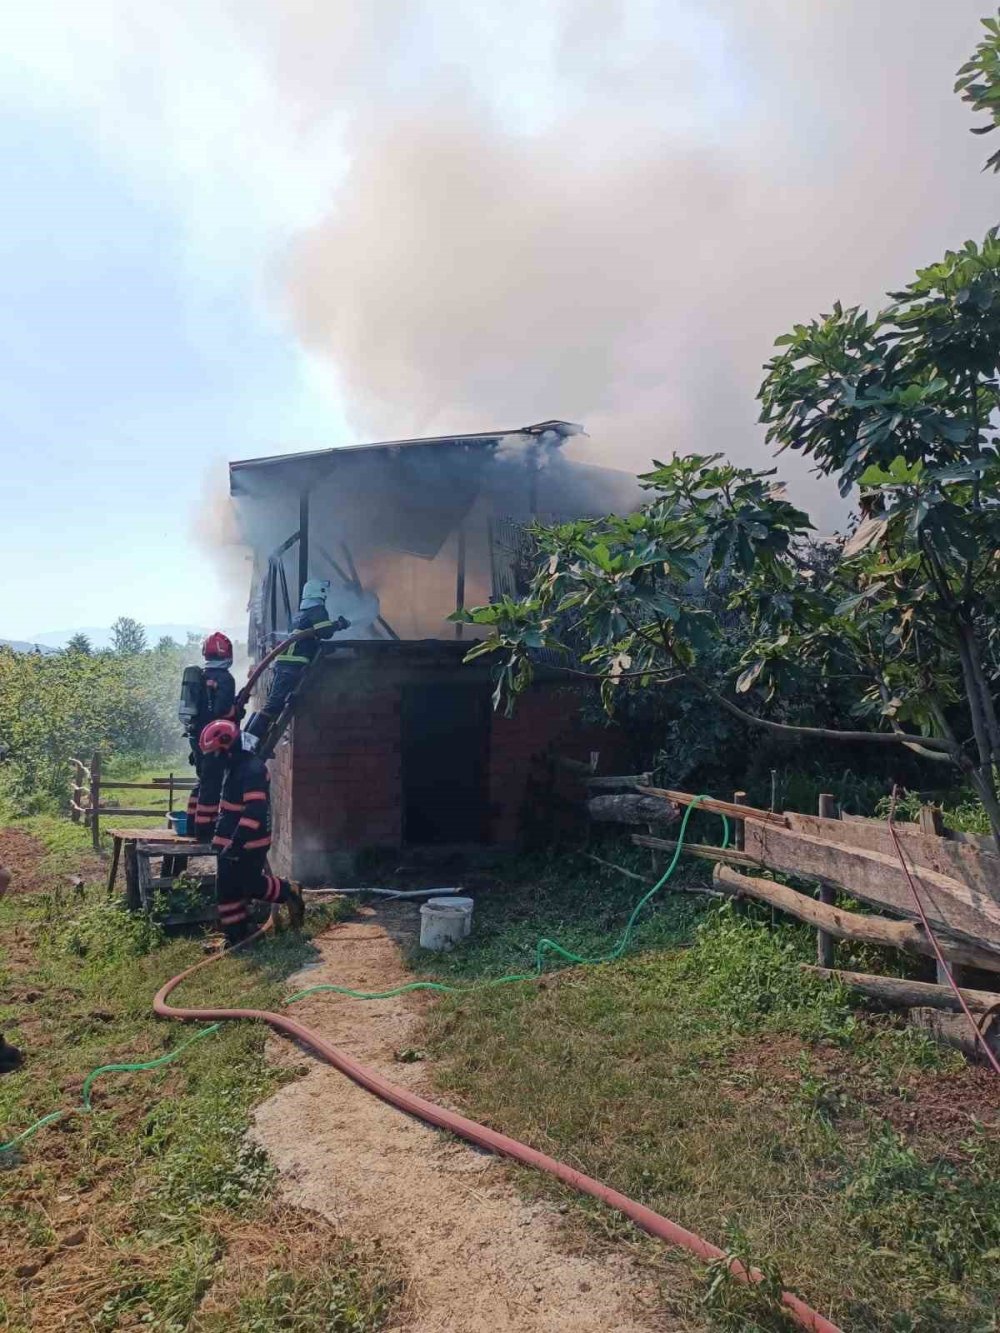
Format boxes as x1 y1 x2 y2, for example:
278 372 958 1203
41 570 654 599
181 632 238 841
199 719 305 946
245 580 349 743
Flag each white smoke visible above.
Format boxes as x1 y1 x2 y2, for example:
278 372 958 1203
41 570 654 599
11 1 997 531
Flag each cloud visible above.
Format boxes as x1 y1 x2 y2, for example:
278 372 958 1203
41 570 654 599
7 1 996 528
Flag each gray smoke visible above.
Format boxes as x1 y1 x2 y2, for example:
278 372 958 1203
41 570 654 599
229 0 998 524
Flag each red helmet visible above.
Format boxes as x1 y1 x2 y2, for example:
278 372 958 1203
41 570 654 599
199 719 240 755
202 631 233 664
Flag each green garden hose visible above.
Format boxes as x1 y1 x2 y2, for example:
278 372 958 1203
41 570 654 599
1 798 723 1153
0 1025 221 1153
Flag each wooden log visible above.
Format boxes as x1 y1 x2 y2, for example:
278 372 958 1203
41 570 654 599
804 964 1000 1012
743 819 1000 949
587 794 680 826
715 865 1000 971
909 1008 1000 1062
816 793 839 968
784 810 1000 902
639 786 780 825
632 833 756 868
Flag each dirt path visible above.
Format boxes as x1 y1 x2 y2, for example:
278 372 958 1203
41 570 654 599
253 902 671 1333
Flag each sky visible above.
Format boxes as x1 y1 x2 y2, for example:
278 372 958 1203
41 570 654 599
0 2 997 641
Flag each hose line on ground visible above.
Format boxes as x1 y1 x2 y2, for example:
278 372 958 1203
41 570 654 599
2 800 718 1153
1 799 842 1331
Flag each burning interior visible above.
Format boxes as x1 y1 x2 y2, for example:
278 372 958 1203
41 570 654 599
230 423 641 878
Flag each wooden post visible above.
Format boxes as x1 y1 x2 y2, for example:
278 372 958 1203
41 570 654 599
167 771 175 819
816 792 839 968
917 803 962 983
90 751 101 854
454 523 467 640
298 489 310 602
70 759 81 823
731 792 747 851
920 803 945 837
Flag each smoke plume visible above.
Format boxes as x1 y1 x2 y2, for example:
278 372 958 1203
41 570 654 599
232 0 998 522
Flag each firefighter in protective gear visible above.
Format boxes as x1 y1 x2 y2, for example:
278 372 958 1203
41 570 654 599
199 720 305 945
184 633 238 841
245 580 349 741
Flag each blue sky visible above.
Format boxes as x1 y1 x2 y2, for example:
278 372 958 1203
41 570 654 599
0 2 995 641
0 103 344 639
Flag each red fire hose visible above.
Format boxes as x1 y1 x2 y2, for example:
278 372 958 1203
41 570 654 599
154 930 842 1333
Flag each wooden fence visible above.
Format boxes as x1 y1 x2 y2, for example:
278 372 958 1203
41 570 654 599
578 771 1000 1055
69 752 196 852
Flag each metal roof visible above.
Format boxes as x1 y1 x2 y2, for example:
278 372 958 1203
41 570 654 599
228 421 582 492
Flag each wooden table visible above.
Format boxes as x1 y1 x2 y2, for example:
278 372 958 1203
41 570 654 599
107 827 215 913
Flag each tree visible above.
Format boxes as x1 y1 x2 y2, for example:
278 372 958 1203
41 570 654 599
956 9 1000 171
65 632 92 655
111 617 147 656
156 635 179 652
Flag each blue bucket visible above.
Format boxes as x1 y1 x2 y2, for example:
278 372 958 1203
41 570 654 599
168 811 190 836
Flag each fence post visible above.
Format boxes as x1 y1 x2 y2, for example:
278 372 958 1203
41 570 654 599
816 792 839 967
70 759 81 823
919 803 944 837
732 791 748 851
918 803 963 982
90 751 101 854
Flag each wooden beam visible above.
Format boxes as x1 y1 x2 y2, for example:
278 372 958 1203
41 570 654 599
96 807 174 819
90 751 101 854
584 773 652 790
816 793 839 968
804 964 1000 1014
784 810 1000 902
715 865 1000 972
100 780 192 792
909 1007 1000 1062
454 523 466 641
639 786 780 825
632 832 756 868
743 819 1000 949
587 794 680 826
298 489 310 601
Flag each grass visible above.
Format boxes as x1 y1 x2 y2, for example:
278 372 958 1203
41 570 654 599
418 847 1000 1333
0 815 400 1332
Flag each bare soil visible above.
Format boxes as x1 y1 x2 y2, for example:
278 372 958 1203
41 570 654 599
253 902 677 1332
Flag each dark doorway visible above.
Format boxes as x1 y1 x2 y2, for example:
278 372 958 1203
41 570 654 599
401 682 490 844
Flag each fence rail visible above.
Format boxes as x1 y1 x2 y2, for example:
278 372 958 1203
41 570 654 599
69 752 196 851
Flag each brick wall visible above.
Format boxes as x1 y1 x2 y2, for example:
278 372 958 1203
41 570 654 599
274 648 630 880
489 686 632 844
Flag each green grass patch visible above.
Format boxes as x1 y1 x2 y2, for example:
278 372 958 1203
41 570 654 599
422 874 1000 1333
0 822 399 1332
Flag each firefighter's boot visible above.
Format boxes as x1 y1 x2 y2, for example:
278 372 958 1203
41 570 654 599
283 882 306 931
0 1035 24 1074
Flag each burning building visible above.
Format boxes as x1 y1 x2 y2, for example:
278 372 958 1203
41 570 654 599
230 422 641 879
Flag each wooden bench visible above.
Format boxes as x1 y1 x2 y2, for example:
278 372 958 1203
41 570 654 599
107 827 217 920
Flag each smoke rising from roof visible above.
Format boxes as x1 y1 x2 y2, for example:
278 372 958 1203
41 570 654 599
241 0 997 523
